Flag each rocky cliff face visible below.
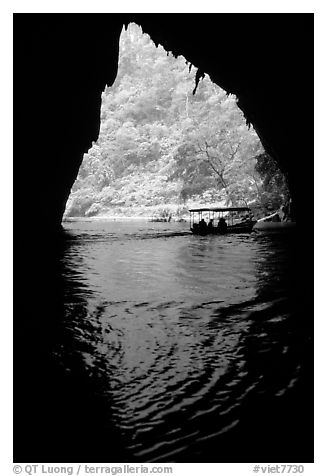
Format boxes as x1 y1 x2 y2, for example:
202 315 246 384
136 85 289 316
15 14 312 228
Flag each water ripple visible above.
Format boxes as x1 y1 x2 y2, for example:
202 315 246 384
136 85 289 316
56 220 310 461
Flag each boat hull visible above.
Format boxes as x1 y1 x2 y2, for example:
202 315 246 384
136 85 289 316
191 222 256 235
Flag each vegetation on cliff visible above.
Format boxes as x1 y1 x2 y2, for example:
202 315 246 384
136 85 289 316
65 24 289 219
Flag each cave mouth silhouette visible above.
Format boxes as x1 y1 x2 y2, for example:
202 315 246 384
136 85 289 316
15 14 313 231
14 13 313 463
65 22 282 221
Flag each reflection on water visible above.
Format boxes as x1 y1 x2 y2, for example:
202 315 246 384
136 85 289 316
37 220 310 462
16 220 312 462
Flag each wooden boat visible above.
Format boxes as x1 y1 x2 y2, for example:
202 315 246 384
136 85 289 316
189 207 256 235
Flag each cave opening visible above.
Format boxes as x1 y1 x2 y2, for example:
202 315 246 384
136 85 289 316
14 14 313 464
64 23 289 223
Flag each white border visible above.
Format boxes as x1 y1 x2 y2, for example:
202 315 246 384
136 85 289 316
3 2 325 475
9 1 316 14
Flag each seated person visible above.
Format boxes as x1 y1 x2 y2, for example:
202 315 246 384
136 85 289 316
207 219 214 232
198 218 208 233
217 217 227 233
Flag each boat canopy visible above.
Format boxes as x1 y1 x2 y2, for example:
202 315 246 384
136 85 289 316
189 207 251 213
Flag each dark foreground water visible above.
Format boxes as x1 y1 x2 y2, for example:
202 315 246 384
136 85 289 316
16 220 313 462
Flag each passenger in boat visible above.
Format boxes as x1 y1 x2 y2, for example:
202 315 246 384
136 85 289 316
207 219 214 233
199 218 208 232
217 217 227 233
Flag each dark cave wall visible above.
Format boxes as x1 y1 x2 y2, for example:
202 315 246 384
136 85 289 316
14 14 313 463
14 14 313 228
134 14 313 219
15 14 123 227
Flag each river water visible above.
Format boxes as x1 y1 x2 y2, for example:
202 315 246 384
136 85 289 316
44 219 311 462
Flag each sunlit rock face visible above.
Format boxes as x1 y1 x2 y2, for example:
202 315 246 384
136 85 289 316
15 14 312 228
